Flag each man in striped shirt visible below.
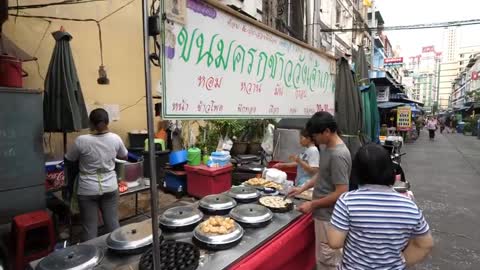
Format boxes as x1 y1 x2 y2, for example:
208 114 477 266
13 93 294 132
327 144 433 269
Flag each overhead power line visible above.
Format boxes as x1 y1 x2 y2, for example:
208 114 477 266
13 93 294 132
8 0 105 10
320 19 480 32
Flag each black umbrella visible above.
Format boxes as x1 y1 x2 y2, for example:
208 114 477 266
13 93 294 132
43 30 88 151
335 57 363 189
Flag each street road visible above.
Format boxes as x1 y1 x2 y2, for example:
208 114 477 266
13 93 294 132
405 130 480 270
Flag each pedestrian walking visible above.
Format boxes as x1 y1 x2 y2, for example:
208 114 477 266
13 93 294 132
426 117 437 140
327 144 434 269
415 115 424 137
450 115 457 133
288 112 351 270
439 116 446 134
445 116 452 133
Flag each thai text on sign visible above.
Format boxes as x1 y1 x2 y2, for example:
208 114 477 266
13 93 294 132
162 0 336 119
396 106 412 131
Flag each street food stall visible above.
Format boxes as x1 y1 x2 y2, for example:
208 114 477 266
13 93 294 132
19 0 336 268
31 196 315 270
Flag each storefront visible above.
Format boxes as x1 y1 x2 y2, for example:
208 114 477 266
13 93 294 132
2 0 337 269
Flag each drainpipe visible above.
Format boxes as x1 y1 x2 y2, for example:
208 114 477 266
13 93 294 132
306 0 314 46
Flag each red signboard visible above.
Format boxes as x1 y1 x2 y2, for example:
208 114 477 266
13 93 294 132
384 57 404 64
472 71 479 81
422 46 435 53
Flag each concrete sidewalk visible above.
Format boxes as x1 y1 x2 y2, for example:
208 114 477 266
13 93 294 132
403 130 480 270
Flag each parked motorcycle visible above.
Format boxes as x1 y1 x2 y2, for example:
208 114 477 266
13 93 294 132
385 137 414 200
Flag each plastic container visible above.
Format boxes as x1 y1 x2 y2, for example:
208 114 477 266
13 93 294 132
210 151 231 167
184 164 233 198
457 122 465 133
187 147 201 166
128 132 148 148
164 170 187 195
169 150 188 166
45 161 64 191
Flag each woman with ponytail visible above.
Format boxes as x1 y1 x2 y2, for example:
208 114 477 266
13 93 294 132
65 108 128 241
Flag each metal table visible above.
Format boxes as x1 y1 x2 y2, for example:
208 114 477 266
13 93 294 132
31 199 305 270
119 179 152 220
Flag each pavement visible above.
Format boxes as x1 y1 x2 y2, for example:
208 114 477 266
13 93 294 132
404 130 480 270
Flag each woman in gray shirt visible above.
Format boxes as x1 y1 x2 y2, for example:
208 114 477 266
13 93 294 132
65 108 128 241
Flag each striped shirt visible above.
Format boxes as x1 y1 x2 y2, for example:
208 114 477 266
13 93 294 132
330 185 430 270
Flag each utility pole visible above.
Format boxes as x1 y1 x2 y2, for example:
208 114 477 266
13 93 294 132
435 56 441 115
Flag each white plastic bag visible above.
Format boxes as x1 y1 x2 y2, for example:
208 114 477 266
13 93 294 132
222 135 233 151
261 124 275 155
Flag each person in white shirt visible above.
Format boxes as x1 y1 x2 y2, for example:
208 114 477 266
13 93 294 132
274 129 319 186
65 108 128 241
426 117 438 140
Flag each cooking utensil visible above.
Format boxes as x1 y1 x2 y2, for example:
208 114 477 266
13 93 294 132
226 186 260 203
193 220 244 250
229 204 273 228
139 241 200 270
259 196 294 213
198 194 237 215
36 245 103 270
106 220 159 254
159 205 204 232
260 187 279 196
115 159 143 182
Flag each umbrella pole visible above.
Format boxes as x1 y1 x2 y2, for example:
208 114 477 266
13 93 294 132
142 0 161 268
63 132 67 155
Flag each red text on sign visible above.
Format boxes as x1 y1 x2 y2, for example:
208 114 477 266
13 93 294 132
198 76 223 91
240 82 262 95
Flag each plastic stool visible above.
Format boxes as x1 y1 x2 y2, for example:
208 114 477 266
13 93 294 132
12 210 55 270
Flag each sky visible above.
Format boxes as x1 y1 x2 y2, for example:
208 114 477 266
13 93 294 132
375 0 480 57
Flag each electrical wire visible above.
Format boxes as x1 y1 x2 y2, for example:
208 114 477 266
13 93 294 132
319 18 480 32
96 22 104 66
120 96 145 112
35 59 46 81
9 0 105 10
33 20 52 57
8 0 137 70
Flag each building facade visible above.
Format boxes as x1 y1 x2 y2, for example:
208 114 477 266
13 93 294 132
406 46 442 112
451 52 480 112
221 0 263 21
442 45 480 110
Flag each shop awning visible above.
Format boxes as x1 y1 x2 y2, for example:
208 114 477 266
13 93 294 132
378 102 405 109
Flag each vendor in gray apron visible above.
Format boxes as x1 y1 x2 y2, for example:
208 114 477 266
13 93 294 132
65 108 128 241
273 129 319 186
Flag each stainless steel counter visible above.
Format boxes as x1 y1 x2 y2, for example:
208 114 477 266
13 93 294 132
30 199 306 270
